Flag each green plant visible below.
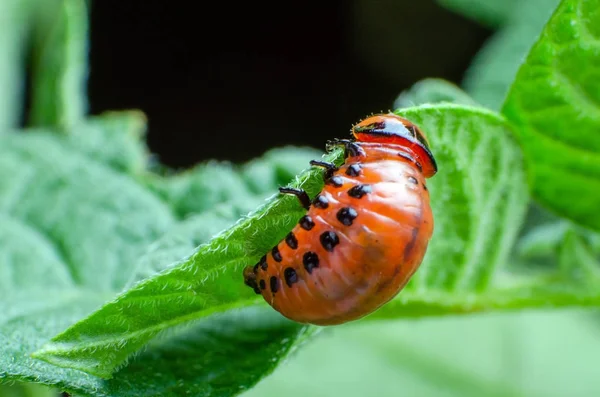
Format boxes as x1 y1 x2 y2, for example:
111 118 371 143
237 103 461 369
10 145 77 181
1 0 599 396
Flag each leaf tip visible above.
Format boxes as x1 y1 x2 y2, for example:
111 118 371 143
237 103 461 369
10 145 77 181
31 344 114 380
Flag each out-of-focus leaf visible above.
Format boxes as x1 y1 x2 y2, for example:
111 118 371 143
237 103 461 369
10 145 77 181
502 0 600 231
245 309 600 397
0 132 174 291
242 146 323 194
33 145 344 378
0 0 33 130
64 110 149 174
437 0 519 29
394 78 479 109
464 0 561 110
29 0 88 129
0 213 73 290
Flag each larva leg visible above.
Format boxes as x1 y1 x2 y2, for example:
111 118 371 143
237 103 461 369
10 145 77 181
310 160 338 179
279 187 311 210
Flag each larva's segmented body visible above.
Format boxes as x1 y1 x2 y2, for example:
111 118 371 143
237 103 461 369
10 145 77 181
244 114 437 325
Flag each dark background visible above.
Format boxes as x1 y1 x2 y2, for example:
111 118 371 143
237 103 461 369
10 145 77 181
87 0 490 168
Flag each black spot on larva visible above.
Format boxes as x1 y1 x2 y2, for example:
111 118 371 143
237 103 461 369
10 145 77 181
285 232 298 249
272 246 282 262
303 251 319 273
320 231 340 252
326 176 344 187
259 279 266 290
424 184 428 191
244 268 260 294
270 276 279 293
259 255 268 270
346 163 361 177
408 176 418 185
284 267 298 287
313 194 329 209
299 215 315 230
253 287 261 294
337 207 358 226
348 184 372 199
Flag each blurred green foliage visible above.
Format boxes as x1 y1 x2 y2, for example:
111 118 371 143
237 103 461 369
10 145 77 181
1 0 600 396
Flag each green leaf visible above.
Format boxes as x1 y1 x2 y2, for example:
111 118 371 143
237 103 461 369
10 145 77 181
394 78 479 109
0 155 310 396
437 0 519 28
33 146 343 378
1 288 315 397
502 0 600 231
89 307 316 397
0 0 33 130
464 0 561 110
0 132 175 291
0 288 108 395
29 0 88 129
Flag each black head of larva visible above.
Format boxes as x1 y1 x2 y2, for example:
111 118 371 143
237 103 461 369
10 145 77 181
243 267 261 294
352 114 437 178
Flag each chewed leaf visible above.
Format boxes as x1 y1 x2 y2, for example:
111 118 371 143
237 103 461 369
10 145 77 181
33 146 344 378
0 132 175 291
502 0 600 230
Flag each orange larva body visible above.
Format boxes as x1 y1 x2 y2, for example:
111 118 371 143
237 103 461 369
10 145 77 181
244 114 437 326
